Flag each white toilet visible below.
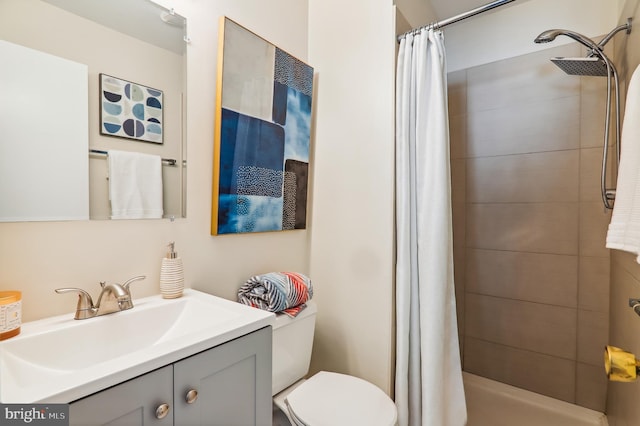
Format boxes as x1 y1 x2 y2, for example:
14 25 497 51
271 300 397 426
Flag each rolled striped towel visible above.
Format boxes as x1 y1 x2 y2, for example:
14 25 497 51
237 272 313 317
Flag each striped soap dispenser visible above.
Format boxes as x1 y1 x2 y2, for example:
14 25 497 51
159 241 184 299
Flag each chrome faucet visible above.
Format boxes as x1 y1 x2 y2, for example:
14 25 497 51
55 275 146 320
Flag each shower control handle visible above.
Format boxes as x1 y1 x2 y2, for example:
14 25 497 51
628 298 640 316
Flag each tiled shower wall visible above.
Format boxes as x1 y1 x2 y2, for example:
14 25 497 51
450 42 613 411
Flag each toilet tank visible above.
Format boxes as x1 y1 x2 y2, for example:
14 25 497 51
272 299 317 395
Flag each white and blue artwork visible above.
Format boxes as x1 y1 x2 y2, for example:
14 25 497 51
213 17 313 235
100 74 163 144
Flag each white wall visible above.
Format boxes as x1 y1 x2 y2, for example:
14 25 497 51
0 0 310 324
307 0 396 395
445 0 619 72
395 0 436 29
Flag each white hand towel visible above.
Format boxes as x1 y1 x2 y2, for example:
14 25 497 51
606 64 640 262
108 150 163 219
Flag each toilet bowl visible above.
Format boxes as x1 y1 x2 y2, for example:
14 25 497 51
271 300 397 426
274 371 397 426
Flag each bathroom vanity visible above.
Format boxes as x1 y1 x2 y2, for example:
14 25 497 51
0 290 274 426
70 326 271 426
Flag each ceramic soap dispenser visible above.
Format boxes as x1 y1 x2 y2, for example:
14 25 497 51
160 241 184 299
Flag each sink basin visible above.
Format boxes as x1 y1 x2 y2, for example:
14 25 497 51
0 289 274 403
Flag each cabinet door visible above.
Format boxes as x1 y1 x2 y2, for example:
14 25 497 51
174 326 272 426
69 365 174 426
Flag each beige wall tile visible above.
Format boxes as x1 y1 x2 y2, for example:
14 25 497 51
448 69 467 86
612 250 640 282
449 114 466 159
466 248 578 307
467 150 579 203
466 43 581 113
455 265 465 351
580 89 610 149
580 65 611 94
452 202 465 250
451 158 466 205
610 252 640 352
580 146 617 202
579 202 611 258
449 115 465 153
576 362 608 412
448 69 467 117
607 381 640 426
579 256 610 312
465 293 577 359
454 200 465 345
577 309 609 366
454 247 466 287
578 147 599 202
464 337 576 402
467 202 579 255
467 95 580 158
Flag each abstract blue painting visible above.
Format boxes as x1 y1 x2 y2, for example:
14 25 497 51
212 17 313 235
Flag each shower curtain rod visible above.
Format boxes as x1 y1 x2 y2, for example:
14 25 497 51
397 0 516 42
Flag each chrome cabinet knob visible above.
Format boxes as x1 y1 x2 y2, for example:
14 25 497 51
185 389 198 404
155 403 170 419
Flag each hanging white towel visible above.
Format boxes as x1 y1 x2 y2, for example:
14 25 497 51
606 65 640 261
108 150 163 219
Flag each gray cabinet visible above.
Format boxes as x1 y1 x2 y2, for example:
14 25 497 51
69 327 272 426
69 365 173 426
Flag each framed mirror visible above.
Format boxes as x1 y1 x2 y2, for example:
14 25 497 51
0 0 187 221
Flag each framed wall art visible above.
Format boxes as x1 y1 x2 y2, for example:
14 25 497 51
211 17 314 235
99 74 164 144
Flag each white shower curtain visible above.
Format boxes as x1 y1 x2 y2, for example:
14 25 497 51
395 28 467 426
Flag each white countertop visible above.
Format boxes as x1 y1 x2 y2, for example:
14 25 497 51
0 289 274 403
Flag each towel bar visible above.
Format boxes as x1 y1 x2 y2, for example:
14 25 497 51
89 149 177 166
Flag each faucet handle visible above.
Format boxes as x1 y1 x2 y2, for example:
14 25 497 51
55 288 95 319
121 275 146 293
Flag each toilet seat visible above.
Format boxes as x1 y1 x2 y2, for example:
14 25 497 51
283 371 397 426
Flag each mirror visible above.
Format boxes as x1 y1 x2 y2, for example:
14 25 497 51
0 0 187 221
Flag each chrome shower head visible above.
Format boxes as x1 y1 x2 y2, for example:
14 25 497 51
534 29 602 52
550 57 609 77
534 29 560 43
534 28 614 77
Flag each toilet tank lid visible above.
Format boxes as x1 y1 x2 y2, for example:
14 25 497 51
272 299 317 330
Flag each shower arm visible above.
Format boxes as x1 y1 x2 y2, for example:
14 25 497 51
598 18 633 49
535 20 632 55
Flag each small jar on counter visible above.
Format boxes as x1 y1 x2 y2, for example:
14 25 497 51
0 291 21 341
